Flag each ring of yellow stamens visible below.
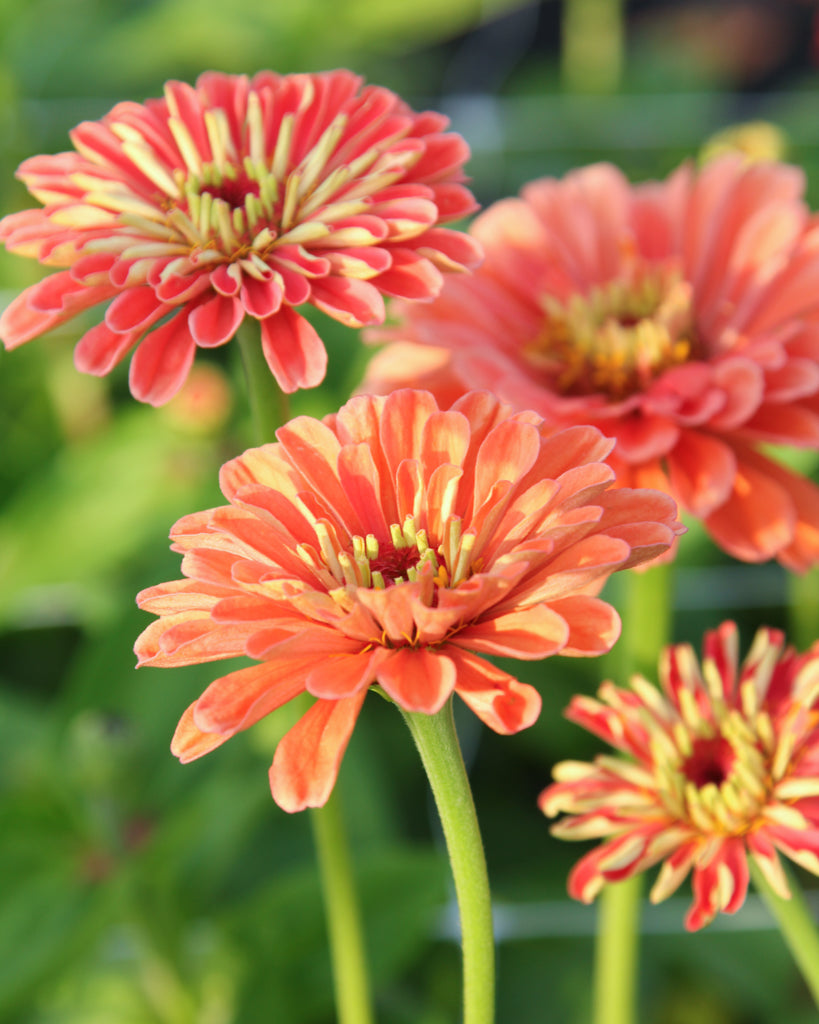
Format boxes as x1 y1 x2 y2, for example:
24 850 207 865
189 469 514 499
295 513 478 600
91 94 423 269
650 693 775 838
525 269 697 399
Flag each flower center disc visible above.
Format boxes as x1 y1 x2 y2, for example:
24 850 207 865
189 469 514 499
525 269 698 399
201 171 261 210
681 735 736 789
369 543 423 585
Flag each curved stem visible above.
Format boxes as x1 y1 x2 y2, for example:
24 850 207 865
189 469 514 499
236 322 372 1023
594 562 675 1024
401 700 495 1024
310 792 375 1024
750 859 819 1008
236 320 290 442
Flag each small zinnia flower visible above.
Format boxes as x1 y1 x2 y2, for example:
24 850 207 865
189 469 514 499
135 389 682 812
364 157 819 570
0 70 480 404
540 621 819 930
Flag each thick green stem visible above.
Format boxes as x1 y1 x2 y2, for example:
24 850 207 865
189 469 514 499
750 860 819 1009
237 321 372 1023
561 0 624 94
593 875 641 1024
236 320 290 442
401 700 495 1024
593 562 675 1024
787 567 819 653
310 793 375 1024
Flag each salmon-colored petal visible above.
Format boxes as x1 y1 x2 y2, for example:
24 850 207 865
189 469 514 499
453 650 541 734
546 595 621 656
453 605 570 659
74 321 141 374
372 249 443 300
704 454 796 562
193 659 307 733
128 311 196 405
188 293 244 347
270 693 366 812
666 430 737 517
305 649 381 699
171 702 230 763
260 307 328 393
376 648 456 713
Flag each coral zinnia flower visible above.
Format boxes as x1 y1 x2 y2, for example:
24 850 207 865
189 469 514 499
364 157 819 570
135 389 682 812
540 621 819 930
0 70 481 404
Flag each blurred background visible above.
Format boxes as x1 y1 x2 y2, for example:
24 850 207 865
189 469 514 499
2 1 819 1021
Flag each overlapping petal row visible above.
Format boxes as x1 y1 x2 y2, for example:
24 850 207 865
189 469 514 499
541 621 819 930
135 389 682 812
364 156 819 570
0 70 481 404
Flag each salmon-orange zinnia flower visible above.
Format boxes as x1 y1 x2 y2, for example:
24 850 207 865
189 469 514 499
135 389 682 812
541 621 819 930
364 157 819 569
0 70 480 404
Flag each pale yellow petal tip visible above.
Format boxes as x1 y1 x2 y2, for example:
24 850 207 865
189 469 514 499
700 121 788 165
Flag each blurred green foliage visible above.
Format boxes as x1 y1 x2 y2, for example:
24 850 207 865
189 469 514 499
2 0 819 1021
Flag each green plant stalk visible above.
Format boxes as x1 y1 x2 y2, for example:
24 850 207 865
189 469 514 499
561 0 624 94
310 792 375 1024
237 321 373 1024
787 567 819 652
593 562 675 1024
593 874 642 1024
750 859 819 1008
236 320 290 442
401 699 495 1024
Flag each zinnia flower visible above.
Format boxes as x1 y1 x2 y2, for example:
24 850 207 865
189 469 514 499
135 389 682 812
0 70 481 404
540 621 819 930
364 157 819 570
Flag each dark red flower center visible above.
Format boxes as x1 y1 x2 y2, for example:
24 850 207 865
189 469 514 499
681 735 736 788
201 171 261 210
370 544 420 584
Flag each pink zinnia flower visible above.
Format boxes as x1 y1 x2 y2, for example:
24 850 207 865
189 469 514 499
540 621 819 930
0 70 481 404
135 389 682 812
364 157 819 570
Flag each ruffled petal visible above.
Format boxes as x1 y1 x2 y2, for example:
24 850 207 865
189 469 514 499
375 647 456 713
259 306 328 392
270 692 366 812
128 310 197 405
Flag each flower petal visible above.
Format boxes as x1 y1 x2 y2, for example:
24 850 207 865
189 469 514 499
376 648 456 713
259 306 328 392
270 693 366 812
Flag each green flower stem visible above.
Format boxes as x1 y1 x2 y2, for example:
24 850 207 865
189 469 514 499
787 567 819 652
310 792 375 1024
236 320 290 442
594 562 675 1024
593 875 642 1024
236 321 373 1024
401 700 495 1024
561 0 624 94
750 859 819 1008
